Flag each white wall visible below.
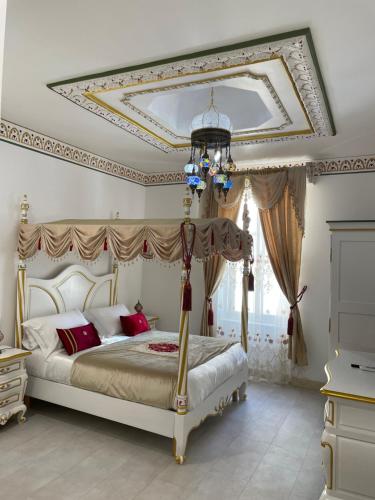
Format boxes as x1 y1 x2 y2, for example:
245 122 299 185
299 172 375 382
0 0 7 118
142 184 204 335
0 141 145 346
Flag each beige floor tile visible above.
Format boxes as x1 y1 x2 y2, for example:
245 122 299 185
1 383 325 500
239 462 299 500
187 470 248 500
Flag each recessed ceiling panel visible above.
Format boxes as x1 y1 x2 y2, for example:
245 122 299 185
48 29 335 153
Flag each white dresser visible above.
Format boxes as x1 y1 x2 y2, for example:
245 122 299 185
0 347 31 426
321 221 375 499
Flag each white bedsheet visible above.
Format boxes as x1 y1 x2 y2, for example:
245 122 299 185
25 331 248 410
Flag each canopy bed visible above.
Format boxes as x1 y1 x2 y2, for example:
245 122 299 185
15 191 252 464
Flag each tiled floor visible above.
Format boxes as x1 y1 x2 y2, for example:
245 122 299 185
0 383 325 500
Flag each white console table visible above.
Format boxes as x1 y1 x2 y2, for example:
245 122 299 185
321 220 375 499
320 350 375 499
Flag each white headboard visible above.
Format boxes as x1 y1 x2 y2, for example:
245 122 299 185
24 264 116 321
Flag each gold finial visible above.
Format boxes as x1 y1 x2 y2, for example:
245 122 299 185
20 195 29 224
183 187 192 223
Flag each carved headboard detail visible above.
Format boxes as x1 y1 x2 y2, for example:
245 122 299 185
24 264 116 321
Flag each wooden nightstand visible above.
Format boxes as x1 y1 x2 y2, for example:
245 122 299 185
0 347 31 426
146 315 159 330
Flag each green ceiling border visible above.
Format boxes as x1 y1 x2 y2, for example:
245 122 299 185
47 28 335 135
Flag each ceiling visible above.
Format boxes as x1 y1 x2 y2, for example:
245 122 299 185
2 0 375 174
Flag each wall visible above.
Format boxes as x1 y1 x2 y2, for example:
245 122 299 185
0 140 145 346
141 184 204 335
299 171 375 382
0 0 7 118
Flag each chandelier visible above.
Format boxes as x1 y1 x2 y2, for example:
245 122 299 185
184 88 236 200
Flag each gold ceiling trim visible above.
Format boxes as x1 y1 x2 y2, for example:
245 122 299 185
84 55 314 149
118 70 292 141
88 55 280 95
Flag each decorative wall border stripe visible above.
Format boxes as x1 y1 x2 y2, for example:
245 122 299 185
307 156 375 182
1 119 375 185
0 119 185 186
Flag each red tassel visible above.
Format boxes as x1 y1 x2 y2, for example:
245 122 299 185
287 310 294 336
182 282 192 311
248 269 254 291
143 240 148 254
69 244 73 252
37 238 41 251
208 301 214 326
211 231 214 246
103 238 108 251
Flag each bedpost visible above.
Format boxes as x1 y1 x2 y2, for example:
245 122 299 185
15 195 29 348
174 189 192 464
111 211 120 306
241 181 250 355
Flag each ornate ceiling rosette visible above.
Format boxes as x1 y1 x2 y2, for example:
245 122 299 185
48 29 335 153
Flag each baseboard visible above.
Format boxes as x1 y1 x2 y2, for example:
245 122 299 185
290 376 325 391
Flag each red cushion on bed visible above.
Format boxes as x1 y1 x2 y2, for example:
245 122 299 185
120 313 150 336
57 323 101 355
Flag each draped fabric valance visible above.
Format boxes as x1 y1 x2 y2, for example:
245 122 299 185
211 166 306 233
18 218 251 263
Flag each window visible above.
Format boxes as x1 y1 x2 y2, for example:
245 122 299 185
214 190 291 383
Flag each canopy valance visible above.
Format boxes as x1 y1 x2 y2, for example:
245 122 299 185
18 217 251 263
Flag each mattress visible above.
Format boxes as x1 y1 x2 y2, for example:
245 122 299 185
25 331 248 410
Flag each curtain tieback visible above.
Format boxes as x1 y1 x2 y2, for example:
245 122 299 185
287 285 307 336
206 297 214 326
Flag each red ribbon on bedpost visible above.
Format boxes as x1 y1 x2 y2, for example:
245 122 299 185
180 222 196 312
287 285 307 336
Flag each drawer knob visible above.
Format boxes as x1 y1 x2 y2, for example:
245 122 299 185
0 399 9 407
0 383 9 391
0 367 10 374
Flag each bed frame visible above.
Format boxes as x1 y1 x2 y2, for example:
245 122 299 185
23 264 248 463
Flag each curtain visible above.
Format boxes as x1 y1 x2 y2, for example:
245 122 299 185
215 192 291 384
250 166 307 366
258 184 307 366
199 177 245 336
201 165 307 366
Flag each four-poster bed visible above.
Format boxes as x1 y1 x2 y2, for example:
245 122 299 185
15 191 252 463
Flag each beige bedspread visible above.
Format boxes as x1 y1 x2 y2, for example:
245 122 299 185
71 332 235 409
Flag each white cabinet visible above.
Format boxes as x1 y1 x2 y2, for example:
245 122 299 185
0 347 31 426
321 221 375 500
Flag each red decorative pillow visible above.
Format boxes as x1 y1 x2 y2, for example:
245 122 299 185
57 323 101 356
120 313 150 336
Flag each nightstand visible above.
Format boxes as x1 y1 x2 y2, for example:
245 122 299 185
0 347 31 426
146 315 159 330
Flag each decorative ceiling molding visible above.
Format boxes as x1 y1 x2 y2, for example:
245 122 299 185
0 119 180 186
1 119 374 186
48 29 335 152
306 156 375 182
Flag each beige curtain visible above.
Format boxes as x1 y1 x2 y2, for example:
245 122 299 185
250 166 307 366
199 165 307 365
199 177 245 336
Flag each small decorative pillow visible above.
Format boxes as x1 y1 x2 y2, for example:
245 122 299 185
57 323 101 356
22 309 89 358
120 313 150 336
84 304 130 338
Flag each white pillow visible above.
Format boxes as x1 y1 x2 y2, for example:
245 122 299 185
84 304 130 338
22 326 39 351
22 309 88 359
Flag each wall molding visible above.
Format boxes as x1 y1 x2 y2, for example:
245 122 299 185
1 119 375 185
0 119 183 186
